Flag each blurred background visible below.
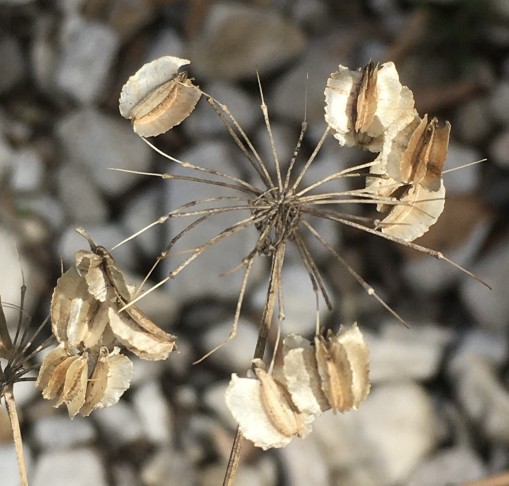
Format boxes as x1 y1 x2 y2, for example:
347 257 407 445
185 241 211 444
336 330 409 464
1 0 509 485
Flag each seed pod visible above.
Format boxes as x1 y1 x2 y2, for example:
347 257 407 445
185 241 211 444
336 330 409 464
283 334 330 416
35 344 70 392
225 366 314 450
325 62 416 152
384 114 451 192
59 353 89 419
80 346 133 416
119 56 202 137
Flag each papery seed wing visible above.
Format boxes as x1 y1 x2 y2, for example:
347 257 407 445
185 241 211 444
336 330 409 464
283 335 330 416
225 374 294 450
335 324 370 409
314 337 354 412
42 355 78 401
255 368 310 439
421 119 451 192
75 251 109 302
62 354 88 419
119 56 201 137
324 65 363 147
107 306 176 360
36 344 69 391
80 347 133 416
379 182 445 241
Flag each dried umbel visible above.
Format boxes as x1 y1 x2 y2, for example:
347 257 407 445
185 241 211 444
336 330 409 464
226 324 370 449
119 56 202 137
38 228 176 417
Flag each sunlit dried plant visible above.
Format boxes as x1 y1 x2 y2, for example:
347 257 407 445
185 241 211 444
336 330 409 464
110 56 491 484
36 227 176 418
1 283 54 486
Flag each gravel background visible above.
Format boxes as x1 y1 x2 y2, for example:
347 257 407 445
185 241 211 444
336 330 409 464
1 1 509 485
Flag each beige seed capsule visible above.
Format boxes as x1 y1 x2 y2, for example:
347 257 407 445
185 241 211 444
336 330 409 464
119 56 202 137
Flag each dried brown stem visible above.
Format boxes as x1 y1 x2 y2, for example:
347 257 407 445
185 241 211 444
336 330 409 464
4 387 28 486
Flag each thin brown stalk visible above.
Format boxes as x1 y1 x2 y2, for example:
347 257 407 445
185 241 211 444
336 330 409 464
4 387 28 486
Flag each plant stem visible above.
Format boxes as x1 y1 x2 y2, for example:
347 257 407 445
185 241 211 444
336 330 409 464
4 386 28 486
222 245 285 486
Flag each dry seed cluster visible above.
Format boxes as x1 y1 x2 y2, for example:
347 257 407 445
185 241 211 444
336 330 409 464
35 56 453 448
36 229 176 418
225 324 370 450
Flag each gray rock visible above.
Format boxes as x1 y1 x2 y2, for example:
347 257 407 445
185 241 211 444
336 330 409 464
188 3 305 81
454 97 493 145
202 380 236 429
269 39 343 124
313 382 438 486
132 381 174 445
0 36 25 94
406 447 486 486
146 28 184 62
56 108 152 197
489 81 509 126
454 327 509 366
0 134 15 178
490 128 509 169
33 448 107 486
107 0 156 41
10 148 44 191
449 353 509 444
367 321 453 383
199 460 277 486
93 401 143 445
0 444 32 486
31 414 96 449
31 15 59 95
161 139 266 302
443 142 482 194
461 241 509 329
280 435 330 486
17 193 66 231
184 81 260 139
254 122 297 172
202 317 260 373
251 262 331 337
55 16 119 104
141 448 195 486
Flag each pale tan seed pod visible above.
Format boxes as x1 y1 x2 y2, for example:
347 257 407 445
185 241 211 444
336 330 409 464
377 181 446 241
119 56 202 137
383 114 451 192
40 354 79 401
225 366 314 450
35 343 70 392
282 334 330 416
331 324 371 409
314 335 354 413
80 346 133 416
324 62 416 152
59 353 89 419
50 266 111 349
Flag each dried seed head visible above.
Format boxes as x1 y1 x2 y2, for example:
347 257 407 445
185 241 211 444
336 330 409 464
225 365 315 450
36 344 133 418
325 62 416 152
119 56 202 137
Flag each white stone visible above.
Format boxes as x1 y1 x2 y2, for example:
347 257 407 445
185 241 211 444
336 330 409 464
489 81 509 125
55 17 119 104
132 381 174 444
56 108 152 197
313 382 438 485
367 321 453 382
146 28 184 62
32 413 96 449
33 448 107 486
454 98 493 145
202 380 236 429
490 128 509 169
10 148 44 191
